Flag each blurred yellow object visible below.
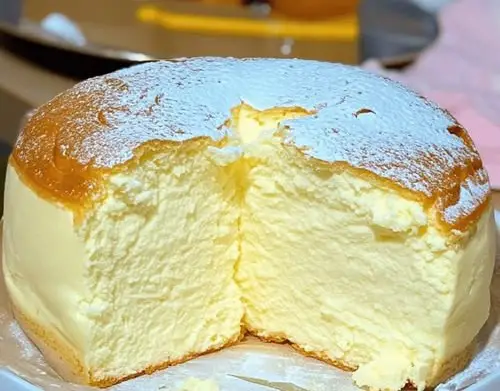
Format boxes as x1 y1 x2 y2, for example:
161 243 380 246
270 0 360 20
200 0 242 4
136 5 358 41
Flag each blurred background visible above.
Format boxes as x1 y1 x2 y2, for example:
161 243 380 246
0 0 498 213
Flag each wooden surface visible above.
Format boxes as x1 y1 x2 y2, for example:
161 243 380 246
20 0 359 63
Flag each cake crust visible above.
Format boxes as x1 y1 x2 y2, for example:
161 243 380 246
246 325 475 391
10 301 244 388
11 58 489 233
12 300 474 390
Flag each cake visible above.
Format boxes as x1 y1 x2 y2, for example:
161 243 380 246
2 58 496 391
178 378 219 391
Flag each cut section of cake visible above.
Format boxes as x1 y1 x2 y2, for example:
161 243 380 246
3 137 245 386
2 58 496 391
236 109 495 391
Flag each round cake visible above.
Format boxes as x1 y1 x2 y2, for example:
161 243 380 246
2 58 496 391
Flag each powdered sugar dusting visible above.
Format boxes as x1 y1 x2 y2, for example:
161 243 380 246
8 321 38 360
443 170 490 225
15 58 489 227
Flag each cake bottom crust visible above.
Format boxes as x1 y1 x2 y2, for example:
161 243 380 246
246 326 476 391
10 302 244 388
10 302 475 390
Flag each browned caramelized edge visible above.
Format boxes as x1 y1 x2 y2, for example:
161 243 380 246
11 299 475 390
10 136 225 224
10 302 90 385
245 325 476 391
239 102 491 236
11 97 490 236
90 332 244 388
10 300 245 388
311 159 491 236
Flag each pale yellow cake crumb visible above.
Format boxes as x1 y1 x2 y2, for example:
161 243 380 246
177 377 219 391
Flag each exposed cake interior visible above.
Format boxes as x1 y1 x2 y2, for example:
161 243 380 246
3 104 496 390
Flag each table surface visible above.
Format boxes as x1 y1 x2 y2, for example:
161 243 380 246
0 48 74 108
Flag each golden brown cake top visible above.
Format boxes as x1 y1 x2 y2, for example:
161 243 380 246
11 58 490 232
